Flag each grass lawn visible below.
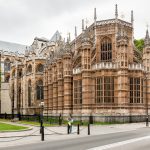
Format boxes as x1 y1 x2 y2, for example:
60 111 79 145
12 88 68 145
0 122 28 131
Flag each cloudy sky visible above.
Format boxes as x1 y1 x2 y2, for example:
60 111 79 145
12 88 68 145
0 0 149 45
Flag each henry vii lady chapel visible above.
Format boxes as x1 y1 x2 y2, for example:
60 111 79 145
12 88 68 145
2 5 149 119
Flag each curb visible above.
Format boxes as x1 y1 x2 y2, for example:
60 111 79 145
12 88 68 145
0 127 33 133
0 121 33 133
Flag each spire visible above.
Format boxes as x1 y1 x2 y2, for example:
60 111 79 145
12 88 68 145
144 28 150 47
144 25 150 47
68 32 71 42
64 39 71 54
67 36 69 43
146 29 149 39
115 4 118 19
74 26 77 53
75 26 77 38
94 8 97 46
94 8 97 22
131 10 134 25
66 32 71 43
82 19 84 32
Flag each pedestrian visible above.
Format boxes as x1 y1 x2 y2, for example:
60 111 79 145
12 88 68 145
68 116 73 134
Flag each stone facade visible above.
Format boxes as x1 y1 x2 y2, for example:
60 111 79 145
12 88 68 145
9 5 150 118
43 7 149 117
10 37 49 115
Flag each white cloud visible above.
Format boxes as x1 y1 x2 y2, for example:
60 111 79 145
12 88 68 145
0 0 149 45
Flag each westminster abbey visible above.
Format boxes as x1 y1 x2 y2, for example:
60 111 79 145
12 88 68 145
6 5 150 119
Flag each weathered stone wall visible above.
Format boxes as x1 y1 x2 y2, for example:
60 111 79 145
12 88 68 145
1 83 11 113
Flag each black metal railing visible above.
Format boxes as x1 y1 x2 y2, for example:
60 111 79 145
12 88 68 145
0 113 148 125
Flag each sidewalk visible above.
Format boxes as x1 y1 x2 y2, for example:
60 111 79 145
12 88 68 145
0 122 147 148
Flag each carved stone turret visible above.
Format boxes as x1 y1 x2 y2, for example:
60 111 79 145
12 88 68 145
63 41 73 114
81 31 92 70
143 29 150 71
81 30 93 115
116 28 129 68
144 29 150 48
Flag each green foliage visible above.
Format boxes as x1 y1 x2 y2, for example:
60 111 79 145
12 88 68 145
134 39 144 51
0 122 28 131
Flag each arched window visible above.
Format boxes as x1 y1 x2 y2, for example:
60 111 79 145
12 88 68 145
4 58 10 72
27 64 32 74
28 80 32 106
101 37 112 62
36 64 44 73
36 80 44 100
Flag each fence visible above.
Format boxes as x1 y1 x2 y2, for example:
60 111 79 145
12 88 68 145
0 113 148 124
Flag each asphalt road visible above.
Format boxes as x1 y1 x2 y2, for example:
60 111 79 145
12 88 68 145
109 138 150 150
1 127 150 150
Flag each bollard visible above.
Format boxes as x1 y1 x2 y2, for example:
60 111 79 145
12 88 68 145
41 126 44 141
77 124 80 135
146 116 149 127
88 124 90 135
67 124 70 134
40 120 43 134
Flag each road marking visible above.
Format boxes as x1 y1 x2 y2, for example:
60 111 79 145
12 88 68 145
87 135 150 150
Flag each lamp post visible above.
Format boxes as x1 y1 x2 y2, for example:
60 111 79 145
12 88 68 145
39 101 44 141
39 102 44 127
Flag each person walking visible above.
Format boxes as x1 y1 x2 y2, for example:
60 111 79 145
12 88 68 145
68 116 73 134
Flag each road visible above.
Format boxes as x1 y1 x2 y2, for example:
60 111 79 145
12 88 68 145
1 127 150 150
107 137 150 150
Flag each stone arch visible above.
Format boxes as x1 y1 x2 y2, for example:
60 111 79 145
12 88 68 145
4 58 10 72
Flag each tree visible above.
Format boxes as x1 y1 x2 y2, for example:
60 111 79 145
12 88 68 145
134 39 144 51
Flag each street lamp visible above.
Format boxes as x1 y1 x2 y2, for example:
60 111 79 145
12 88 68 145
39 101 44 127
39 101 44 141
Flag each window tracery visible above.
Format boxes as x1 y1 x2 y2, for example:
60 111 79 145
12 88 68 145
101 37 112 62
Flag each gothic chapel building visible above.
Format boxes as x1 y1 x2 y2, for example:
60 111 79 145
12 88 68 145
10 5 150 120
